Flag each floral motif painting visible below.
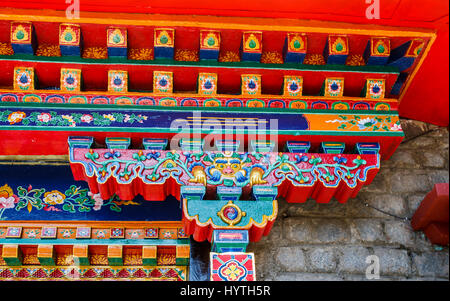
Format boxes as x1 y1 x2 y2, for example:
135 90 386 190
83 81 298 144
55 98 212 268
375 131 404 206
210 252 255 281
13 67 34 91
60 68 81 92
0 184 125 221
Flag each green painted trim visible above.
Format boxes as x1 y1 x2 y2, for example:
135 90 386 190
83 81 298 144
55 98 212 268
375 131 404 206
38 256 56 266
76 257 90 266
108 257 123 266
0 100 400 116
0 54 400 74
142 258 157 266
0 238 189 245
176 257 189 266
2 257 22 266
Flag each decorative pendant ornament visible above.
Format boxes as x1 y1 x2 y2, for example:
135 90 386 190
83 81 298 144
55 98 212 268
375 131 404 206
217 201 246 226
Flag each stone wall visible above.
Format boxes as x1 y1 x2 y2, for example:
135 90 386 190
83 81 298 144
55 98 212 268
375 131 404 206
247 121 449 281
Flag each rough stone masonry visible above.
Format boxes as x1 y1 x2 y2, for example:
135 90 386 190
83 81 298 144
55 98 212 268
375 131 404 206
246 119 449 281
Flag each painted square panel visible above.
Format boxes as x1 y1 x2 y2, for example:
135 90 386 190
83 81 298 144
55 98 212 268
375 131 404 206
210 252 255 281
60 68 82 92
59 24 81 46
5 226 22 238
242 32 262 53
108 70 128 93
41 226 57 238
13 67 34 91
323 77 344 97
154 28 175 47
159 228 177 239
11 22 33 45
76 227 91 239
200 30 221 50
110 227 125 239
283 76 303 96
198 73 217 95
241 74 261 96
328 35 349 55
107 27 127 48
153 71 173 94
145 228 159 238
365 79 386 99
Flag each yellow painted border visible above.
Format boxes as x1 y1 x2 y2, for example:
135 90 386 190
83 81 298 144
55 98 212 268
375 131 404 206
0 8 435 37
397 32 437 104
0 7 436 105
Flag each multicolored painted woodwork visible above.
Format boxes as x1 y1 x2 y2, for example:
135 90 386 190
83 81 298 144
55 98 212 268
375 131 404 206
210 252 255 281
153 71 173 94
250 140 275 152
0 265 187 280
60 68 82 92
362 79 386 99
108 70 128 93
355 142 380 155
37 244 55 266
175 245 190 266
143 138 168 150
323 35 349 65
0 103 404 160
388 39 425 71
59 23 82 56
107 245 123 265
241 32 262 62
180 138 204 152
70 147 381 205
319 142 346 154
1 244 22 266
198 73 218 95
364 37 391 65
73 244 90 265
322 77 344 97
283 75 303 96
216 140 240 152
68 136 94 149
0 90 399 111
107 27 127 58
285 141 311 153
200 30 221 61
252 186 278 202
154 28 175 59
211 230 249 253
283 33 307 63
142 245 157 265
241 74 261 95
10 22 35 55
13 67 35 91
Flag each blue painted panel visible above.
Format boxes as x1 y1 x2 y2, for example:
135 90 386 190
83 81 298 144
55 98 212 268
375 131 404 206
107 47 127 57
0 164 182 221
60 45 81 56
0 106 310 132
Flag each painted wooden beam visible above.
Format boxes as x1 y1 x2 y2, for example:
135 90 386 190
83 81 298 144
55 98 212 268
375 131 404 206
73 245 90 266
1 244 22 266
142 245 157 266
37 244 55 266
107 245 123 266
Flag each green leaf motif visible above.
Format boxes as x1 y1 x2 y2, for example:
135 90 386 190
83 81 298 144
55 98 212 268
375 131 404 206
62 203 76 213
